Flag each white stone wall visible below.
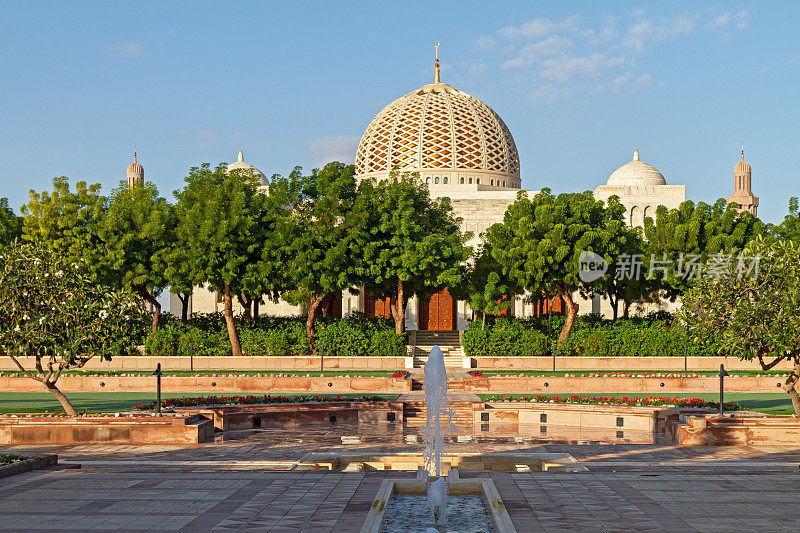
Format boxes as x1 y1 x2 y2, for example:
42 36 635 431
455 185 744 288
593 184 685 227
171 284 304 317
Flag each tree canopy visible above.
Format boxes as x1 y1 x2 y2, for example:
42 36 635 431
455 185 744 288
681 237 800 416
353 172 471 333
172 163 267 356
96 181 172 331
486 189 629 341
642 199 764 299
279 162 361 351
0 198 22 247
22 177 107 268
0 242 146 415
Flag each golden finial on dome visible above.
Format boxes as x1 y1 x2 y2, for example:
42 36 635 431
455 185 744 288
434 41 440 84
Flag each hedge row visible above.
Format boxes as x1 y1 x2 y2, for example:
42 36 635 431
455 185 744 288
462 316 719 357
144 313 406 357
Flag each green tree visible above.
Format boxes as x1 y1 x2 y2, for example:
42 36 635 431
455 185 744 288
598 221 656 319
462 243 515 329
487 189 629 342
642 199 763 299
280 162 360 352
354 173 471 334
0 242 146 415
0 198 22 246
772 197 799 244
173 163 266 356
681 237 800 416
96 181 172 331
21 177 107 266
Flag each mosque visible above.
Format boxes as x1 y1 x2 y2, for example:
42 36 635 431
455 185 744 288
154 47 757 329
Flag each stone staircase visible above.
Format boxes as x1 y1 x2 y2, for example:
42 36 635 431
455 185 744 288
410 330 463 368
402 400 479 429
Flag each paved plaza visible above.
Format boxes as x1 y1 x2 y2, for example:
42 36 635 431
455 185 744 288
2 431 800 532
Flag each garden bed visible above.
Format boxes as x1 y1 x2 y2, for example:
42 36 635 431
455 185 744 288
0 454 59 479
133 393 393 410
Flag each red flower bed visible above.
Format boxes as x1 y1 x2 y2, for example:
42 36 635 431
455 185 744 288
133 394 389 411
483 394 743 410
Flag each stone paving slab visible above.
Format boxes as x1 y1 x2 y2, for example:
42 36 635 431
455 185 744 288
2 438 800 532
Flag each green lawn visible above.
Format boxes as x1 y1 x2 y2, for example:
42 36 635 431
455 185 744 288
0 392 396 414
0 391 793 415
476 392 796 415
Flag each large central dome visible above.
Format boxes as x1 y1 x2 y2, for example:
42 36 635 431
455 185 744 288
355 78 521 189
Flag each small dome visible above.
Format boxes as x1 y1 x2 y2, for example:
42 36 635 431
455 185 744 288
607 150 666 186
127 152 143 175
735 151 751 173
226 150 268 187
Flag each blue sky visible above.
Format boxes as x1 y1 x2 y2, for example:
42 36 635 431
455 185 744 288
0 0 797 224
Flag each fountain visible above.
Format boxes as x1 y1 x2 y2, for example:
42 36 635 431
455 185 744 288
357 345 517 532
423 345 455 526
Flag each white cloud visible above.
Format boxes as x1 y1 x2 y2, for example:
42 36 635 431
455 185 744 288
607 72 653 94
106 41 143 57
708 13 731 29
467 61 488 74
540 53 624 82
623 15 696 51
528 84 572 104
736 11 749 29
475 36 496 51
499 15 582 40
476 10 734 105
501 35 574 70
308 136 359 167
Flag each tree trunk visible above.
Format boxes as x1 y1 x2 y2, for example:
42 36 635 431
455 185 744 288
557 284 579 344
44 380 77 416
140 287 161 332
784 359 800 417
178 293 190 322
237 294 253 324
319 292 333 318
223 284 243 357
253 297 260 320
623 299 631 318
607 291 619 320
306 295 324 354
389 277 405 335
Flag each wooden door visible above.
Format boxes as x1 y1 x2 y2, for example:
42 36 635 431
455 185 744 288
418 288 457 330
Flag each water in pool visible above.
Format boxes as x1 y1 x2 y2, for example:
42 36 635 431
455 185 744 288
381 494 494 533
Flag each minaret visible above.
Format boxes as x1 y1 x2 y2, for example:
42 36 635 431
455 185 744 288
434 41 440 84
126 151 144 188
727 149 759 216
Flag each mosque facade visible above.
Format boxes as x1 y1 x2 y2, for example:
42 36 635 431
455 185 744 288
165 49 753 328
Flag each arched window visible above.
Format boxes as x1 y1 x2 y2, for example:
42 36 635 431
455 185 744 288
643 206 652 220
426 177 431 184
469 178 473 184
503 181 506 187
630 205 642 226
460 177 464 184
476 178 480 184
443 177 448 184
490 179 494 186
434 177 440 184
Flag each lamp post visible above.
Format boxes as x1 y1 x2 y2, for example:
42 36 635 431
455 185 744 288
320 340 324 372
189 344 194 372
153 363 163 415
717 364 730 417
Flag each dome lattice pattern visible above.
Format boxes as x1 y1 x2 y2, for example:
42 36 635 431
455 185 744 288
355 83 520 180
